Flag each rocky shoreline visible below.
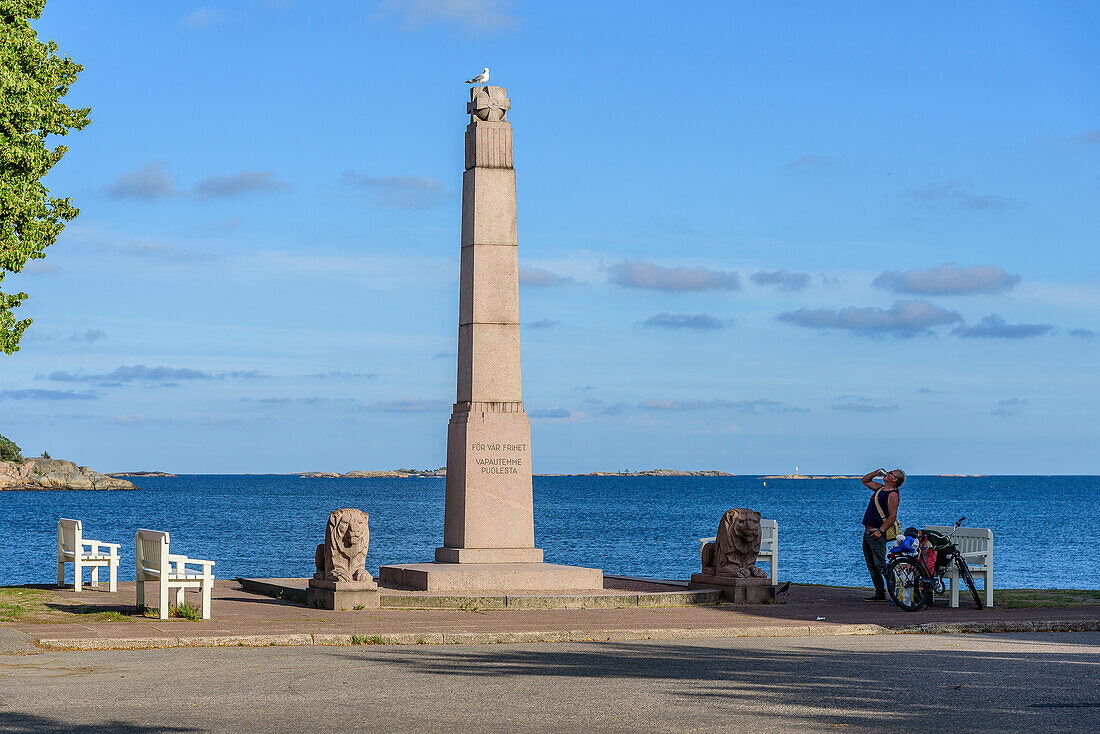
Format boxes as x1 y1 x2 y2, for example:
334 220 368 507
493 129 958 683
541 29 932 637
0 458 137 491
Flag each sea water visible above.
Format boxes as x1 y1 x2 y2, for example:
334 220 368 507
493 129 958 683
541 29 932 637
2 475 1096 589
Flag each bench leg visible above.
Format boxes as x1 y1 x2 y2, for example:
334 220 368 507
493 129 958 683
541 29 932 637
108 557 118 593
91 565 99 588
135 555 144 609
950 574 960 608
201 578 212 620
158 582 169 620
57 560 65 588
984 571 993 607
175 586 186 609
73 560 82 592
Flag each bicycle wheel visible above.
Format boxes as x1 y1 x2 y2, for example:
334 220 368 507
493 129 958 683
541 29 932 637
954 554 984 609
885 556 930 611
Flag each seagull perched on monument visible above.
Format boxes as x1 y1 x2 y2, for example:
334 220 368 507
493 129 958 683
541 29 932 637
465 67 489 85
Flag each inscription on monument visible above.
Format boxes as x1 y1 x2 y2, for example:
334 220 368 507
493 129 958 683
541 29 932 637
471 441 528 475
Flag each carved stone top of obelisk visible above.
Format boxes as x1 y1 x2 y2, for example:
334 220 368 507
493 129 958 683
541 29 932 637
467 86 510 122
465 86 512 171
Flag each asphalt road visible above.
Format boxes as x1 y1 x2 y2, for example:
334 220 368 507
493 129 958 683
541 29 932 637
1 632 1098 733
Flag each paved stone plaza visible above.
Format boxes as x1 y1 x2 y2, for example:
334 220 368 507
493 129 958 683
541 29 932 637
2 580 1097 650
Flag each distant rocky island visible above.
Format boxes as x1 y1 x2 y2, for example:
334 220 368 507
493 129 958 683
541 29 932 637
760 474 859 480
106 471 178 477
299 469 447 479
115 468 870 480
542 469 734 477
298 468 735 478
0 458 137 491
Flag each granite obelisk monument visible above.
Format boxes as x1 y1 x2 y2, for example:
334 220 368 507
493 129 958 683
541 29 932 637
380 85 601 592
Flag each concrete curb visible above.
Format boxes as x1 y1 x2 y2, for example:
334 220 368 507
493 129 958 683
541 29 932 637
30 618 1100 651
36 623 887 650
897 619 1100 635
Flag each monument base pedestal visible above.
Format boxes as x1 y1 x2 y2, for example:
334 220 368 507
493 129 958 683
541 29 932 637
307 578 380 611
688 574 775 604
434 546 544 563
379 562 602 593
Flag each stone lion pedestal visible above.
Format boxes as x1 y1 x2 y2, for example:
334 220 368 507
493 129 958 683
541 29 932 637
688 574 775 604
688 507 776 604
309 508 381 610
306 578 380 611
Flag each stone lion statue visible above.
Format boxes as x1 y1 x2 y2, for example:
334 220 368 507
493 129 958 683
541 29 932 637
314 508 372 583
700 507 768 579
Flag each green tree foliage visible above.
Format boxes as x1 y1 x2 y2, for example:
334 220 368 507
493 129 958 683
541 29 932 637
0 0 89 354
0 432 22 462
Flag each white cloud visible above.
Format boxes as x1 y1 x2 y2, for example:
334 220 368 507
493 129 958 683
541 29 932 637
642 313 729 330
519 266 572 287
751 270 812 292
106 161 178 200
873 264 1020 296
610 261 740 291
952 315 1054 339
777 300 962 338
194 171 289 199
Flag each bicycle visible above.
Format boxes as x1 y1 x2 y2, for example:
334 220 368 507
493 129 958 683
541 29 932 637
884 517 984 611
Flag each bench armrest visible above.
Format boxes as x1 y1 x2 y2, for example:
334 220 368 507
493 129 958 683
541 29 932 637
83 541 121 552
960 551 988 561
169 554 215 573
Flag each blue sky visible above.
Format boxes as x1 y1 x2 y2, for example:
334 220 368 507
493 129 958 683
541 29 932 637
3 0 1097 474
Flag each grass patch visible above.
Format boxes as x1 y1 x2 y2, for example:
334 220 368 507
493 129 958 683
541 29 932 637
995 589 1100 609
0 586 52 622
353 604 365 611
350 634 386 645
171 601 202 621
140 601 203 620
0 586 135 623
62 606 130 622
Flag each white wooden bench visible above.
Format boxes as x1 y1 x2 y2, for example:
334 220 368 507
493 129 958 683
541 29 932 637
698 518 779 580
57 518 120 592
135 529 215 620
926 524 993 608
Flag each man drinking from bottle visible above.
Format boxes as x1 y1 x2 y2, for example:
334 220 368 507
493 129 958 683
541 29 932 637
860 467 904 601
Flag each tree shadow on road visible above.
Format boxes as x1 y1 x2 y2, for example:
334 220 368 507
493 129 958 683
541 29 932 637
0 711 197 733
330 636 1099 732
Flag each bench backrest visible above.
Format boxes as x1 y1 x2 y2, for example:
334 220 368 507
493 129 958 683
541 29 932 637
135 529 170 580
759 519 778 552
57 518 82 554
925 525 992 560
